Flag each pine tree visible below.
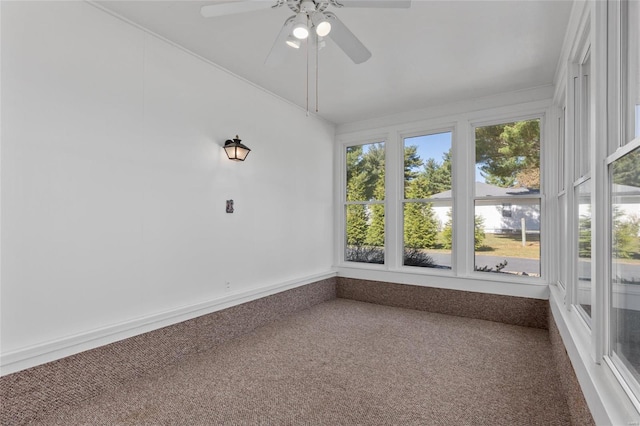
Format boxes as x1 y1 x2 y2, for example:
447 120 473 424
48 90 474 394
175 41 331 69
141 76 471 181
346 172 368 246
404 177 438 249
475 119 540 188
366 169 385 247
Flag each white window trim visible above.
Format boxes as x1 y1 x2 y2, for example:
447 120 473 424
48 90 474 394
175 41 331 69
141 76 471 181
334 99 552 299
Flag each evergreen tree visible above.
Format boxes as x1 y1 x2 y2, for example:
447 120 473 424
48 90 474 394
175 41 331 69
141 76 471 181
366 169 386 247
613 209 640 259
475 119 540 189
404 178 439 249
346 172 368 246
404 145 423 196
578 207 591 258
442 209 486 250
423 150 452 196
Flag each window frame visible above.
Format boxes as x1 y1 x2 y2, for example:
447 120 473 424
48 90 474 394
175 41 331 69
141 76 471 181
470 115 545 282
399 128 455 273
339 136 389 269
605 137 640 413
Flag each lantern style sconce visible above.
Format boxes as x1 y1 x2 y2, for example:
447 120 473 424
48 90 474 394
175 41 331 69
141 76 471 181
223 135 251 162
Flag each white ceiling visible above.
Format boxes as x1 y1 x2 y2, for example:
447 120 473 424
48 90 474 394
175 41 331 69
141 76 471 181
95 0 574 125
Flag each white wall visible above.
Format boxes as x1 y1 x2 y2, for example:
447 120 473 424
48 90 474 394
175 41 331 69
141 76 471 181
0 1 335 373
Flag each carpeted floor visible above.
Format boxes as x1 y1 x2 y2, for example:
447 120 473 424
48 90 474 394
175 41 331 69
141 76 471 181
38 299 571 425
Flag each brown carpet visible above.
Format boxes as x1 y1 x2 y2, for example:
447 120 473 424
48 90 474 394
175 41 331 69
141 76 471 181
37 299 571 425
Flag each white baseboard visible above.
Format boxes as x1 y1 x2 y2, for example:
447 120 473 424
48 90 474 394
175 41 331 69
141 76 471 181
0 271 337 376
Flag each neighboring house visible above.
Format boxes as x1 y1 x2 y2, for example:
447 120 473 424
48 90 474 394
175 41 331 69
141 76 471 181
432 182 540 234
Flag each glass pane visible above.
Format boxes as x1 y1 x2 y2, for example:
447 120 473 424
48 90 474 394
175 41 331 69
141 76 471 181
345 203 384 264
558 107 566 193
581 54 591 177
558 193 567 289
577 180 592 320
404 132 452 199
625 0 640 142
611 145 640 390
346 142 385 202
474 199 540 277
475 119 540 190
403 200 452 269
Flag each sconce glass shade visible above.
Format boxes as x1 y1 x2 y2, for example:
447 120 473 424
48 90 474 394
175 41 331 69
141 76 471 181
224 136 251 161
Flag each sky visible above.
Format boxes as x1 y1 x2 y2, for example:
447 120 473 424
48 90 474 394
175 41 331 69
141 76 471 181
360 132 486 183
405 132 486 183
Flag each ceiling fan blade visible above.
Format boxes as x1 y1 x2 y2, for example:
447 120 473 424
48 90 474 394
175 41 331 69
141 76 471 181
201 1 275 18
324 12 372 64
334 0 411 8
265 16 296 67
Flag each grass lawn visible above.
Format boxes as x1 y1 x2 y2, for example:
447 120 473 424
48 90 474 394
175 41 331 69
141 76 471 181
475 233 540 259
428 232 540 259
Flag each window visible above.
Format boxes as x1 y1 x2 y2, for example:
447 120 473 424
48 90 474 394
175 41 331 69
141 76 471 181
558 102 568 290
338 112 546 283
402 132 452 269
570 42 593 325
474 119 541 277
610 144 640 402
606 0 640 408
622 0 640 144
576 179 592 324
345 142 385 264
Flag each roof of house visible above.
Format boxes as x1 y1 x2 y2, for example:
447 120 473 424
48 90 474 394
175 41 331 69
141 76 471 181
432 182 540 199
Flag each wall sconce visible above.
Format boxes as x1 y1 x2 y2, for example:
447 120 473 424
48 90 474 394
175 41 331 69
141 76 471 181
223 135 251 162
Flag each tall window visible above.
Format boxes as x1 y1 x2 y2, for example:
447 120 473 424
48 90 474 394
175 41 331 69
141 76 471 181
402 131 452 269
576 179 592 324
345 142 385 264
622 0 640 143
573 46 593 323
608 0 640 406
610 145 640 402
558 104 568 290
474 119 541 276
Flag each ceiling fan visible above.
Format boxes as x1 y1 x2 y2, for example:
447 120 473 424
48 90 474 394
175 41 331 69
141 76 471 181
201 0 411 66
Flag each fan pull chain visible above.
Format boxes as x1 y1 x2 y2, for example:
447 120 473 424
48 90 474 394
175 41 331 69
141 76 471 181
316 35 319 113
306 37 309 117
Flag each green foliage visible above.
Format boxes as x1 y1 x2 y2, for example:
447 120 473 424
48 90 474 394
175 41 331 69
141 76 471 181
441 209 486 250
475 119 540 189
441 209 453 249
404 201 439 249
612 148 640 187
474 215 486 250
366 169 386 247
346 246 384 264
578 210 591 258
404 147 452 198
346 143 384 202
346 204 368 246
475 260 508 273
346 143 385 249
403 248 437 267
613 210 640 259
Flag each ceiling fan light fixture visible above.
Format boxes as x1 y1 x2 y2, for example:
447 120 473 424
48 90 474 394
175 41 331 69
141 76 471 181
311 12 331 37
286 35 301 49
292 12 309 39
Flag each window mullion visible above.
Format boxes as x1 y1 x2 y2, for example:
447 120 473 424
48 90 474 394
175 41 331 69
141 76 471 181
386 131 400 270
454 120 473 276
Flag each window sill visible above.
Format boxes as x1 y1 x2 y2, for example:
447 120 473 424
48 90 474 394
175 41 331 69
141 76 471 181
549 284 640 424
334 264 549 299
